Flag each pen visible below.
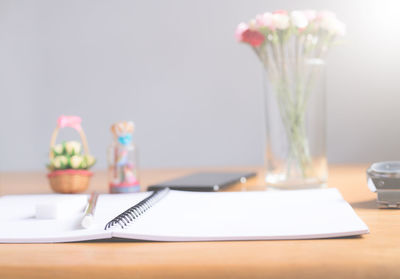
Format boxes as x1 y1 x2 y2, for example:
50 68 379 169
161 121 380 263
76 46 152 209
81 192 99 229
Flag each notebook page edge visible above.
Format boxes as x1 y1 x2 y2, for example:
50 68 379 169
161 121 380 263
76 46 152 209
112 228 369 242
0 231 112 243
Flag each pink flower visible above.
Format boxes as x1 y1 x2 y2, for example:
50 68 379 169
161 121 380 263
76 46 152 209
235 22 249 41
273 10 288 15
235 23 265 46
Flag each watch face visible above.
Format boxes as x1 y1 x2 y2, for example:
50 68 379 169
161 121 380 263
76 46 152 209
369 161 400 176
368 161 400 190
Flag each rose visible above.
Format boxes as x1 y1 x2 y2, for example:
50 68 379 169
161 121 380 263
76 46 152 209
242 29 265 47
235 22 265 47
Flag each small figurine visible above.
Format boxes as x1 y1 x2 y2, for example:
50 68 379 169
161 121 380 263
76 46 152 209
47 115 96 193
108 121 140 193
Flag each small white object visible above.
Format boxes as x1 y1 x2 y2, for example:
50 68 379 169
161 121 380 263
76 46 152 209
35 198 86 219
35 202 59 219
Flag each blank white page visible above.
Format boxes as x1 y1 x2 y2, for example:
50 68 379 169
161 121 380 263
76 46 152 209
0 192 152 243
113 188 369 241
0 194 110 243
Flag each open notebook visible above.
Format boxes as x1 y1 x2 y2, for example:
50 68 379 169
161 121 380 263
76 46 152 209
0 188 368 243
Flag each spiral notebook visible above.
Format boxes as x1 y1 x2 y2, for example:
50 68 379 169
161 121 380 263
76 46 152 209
0 188 369 243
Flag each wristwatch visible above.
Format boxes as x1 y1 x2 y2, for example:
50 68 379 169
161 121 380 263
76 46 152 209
367 161 400 208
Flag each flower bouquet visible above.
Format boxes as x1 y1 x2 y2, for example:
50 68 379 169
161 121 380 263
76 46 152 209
236 10 345 188
47 116 96 193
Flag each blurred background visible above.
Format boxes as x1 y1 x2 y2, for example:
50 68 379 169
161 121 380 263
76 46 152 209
1 0 399 171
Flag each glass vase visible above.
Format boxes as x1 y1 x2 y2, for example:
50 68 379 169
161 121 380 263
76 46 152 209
262 58 327 189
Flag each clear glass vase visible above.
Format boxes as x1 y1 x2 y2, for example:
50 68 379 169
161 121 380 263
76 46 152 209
262 58 327 189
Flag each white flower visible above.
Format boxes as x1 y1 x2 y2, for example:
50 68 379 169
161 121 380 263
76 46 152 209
318 11 346 36
272 12 290 30
249 19 257 29
52 156 68 169
52 144 64 156
256 12 273 29
65 141 82 156
291 11 308 29
317 11 346 36
84 155 96 168
70 155 83 169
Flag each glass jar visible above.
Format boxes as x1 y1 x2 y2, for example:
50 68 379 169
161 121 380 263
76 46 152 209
108 121 140 193
263 58 327 189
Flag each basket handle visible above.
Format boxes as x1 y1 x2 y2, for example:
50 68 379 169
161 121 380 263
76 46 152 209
49 115 90 160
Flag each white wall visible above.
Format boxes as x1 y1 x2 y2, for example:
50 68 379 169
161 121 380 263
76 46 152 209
1 0 400 171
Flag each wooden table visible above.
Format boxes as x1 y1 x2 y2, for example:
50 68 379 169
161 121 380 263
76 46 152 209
0 165 399 279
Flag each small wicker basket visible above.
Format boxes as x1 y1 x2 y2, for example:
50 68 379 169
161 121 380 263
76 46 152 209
48 169 92 193
47 116 93 193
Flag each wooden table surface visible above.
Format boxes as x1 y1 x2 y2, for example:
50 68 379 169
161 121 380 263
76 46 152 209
0 165 399 279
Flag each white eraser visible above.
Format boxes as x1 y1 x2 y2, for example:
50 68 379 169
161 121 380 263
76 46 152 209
35 197 87 219
35 202 59 219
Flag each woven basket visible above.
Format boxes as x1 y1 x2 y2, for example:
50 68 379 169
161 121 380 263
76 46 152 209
47 116 93 193
48 169 92 193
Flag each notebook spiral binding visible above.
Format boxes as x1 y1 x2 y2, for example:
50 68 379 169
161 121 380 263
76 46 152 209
104 187 170 230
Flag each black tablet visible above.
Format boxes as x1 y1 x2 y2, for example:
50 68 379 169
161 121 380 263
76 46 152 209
147 171 256 192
